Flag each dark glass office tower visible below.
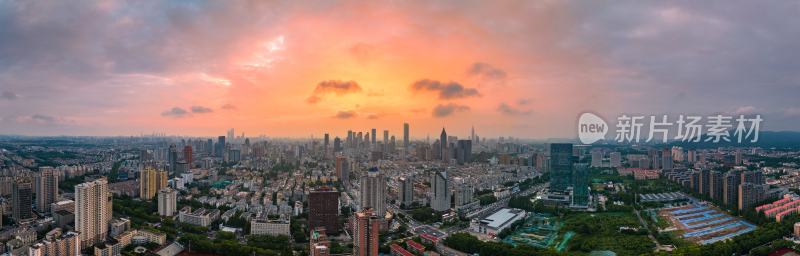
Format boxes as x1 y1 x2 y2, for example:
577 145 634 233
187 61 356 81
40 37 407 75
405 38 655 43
13 177 34 223
572 163 589 207
549 143 573 193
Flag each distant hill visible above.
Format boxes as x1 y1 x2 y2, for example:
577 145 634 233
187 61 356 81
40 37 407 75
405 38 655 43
668 131 800 149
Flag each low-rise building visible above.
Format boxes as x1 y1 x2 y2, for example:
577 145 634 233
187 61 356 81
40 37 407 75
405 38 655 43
309 227 329 256
93 239 121 256
251 217 291 236
114 229 167 248
178 206 220 227
28 229 80 256
470 208 526 237
390 244 414 256
109 218 131 237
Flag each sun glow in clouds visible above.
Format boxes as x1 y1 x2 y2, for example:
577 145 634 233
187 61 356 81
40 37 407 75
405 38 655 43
242 35 286 69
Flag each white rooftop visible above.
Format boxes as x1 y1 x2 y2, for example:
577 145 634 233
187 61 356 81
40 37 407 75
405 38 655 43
480 208 524 229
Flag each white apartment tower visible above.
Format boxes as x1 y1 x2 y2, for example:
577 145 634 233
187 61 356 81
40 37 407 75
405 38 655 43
430 171 450 212
75 178 111 248
158 188 177 217
359 167 386 217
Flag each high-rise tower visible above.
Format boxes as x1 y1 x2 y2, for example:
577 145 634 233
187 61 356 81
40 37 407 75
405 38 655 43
353 208 380 256
75 178 111 248
440 128 448 163
403 123 409 150
36 167 59 213
139 168 168 200
549 143 573 193
359 167 386 216
430 171 450 212
13 176 34 223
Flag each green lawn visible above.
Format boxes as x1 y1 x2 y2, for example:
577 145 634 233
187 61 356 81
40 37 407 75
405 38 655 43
561 212 655 255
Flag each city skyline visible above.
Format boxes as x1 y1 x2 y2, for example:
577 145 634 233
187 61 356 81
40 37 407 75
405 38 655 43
1 1 800 137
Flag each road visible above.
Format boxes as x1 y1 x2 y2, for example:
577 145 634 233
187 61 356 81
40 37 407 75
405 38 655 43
634 208 663 251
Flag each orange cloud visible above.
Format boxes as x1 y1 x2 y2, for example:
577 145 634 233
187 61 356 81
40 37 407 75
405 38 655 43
307 80 363 104
433 104 470 118
410 79 480 100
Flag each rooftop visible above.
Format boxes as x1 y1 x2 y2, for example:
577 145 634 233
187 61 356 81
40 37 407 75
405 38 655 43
480 208 525 229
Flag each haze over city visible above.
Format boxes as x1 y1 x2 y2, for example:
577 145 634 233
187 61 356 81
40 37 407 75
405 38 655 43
2 1 800 137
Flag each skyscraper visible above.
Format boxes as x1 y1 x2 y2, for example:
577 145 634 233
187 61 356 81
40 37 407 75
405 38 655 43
158 188 177 217
371 128 376 145
353 208 380 256
324 133 330 152
453 178 473 207
399 176 414 208
36 167 59 213
183 145 193 167
430 171 450 212
455 140 472 164
571 163 589 207
662 148 673 170
383 130 389 152
609 152 622 167
333 137 342 152
709 171 724 200
549 143 573 193
75 178 111 248
167 144 178 173
723 171 741 207
591 151 602 167
738 182 765 211
741 170 764 185
440 128 448 163
700 169 711 196
216 136 226 157
335 156 349 186
471 126 475 143
139 168 168 200
13 176 34 223
309 187 340 234
347 130 353 148
403 123 409 150
359 167 386 217
227 128 235 143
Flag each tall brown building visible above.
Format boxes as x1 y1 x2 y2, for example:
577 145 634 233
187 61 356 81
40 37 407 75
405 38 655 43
353 208 380 256
183 146 193 167
308 187 340 234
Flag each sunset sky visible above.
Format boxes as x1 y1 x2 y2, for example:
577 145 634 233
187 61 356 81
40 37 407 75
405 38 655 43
1 1 799 138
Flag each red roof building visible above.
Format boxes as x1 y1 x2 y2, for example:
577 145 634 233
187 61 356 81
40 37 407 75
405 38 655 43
406 240 425 254
390 244 414 256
